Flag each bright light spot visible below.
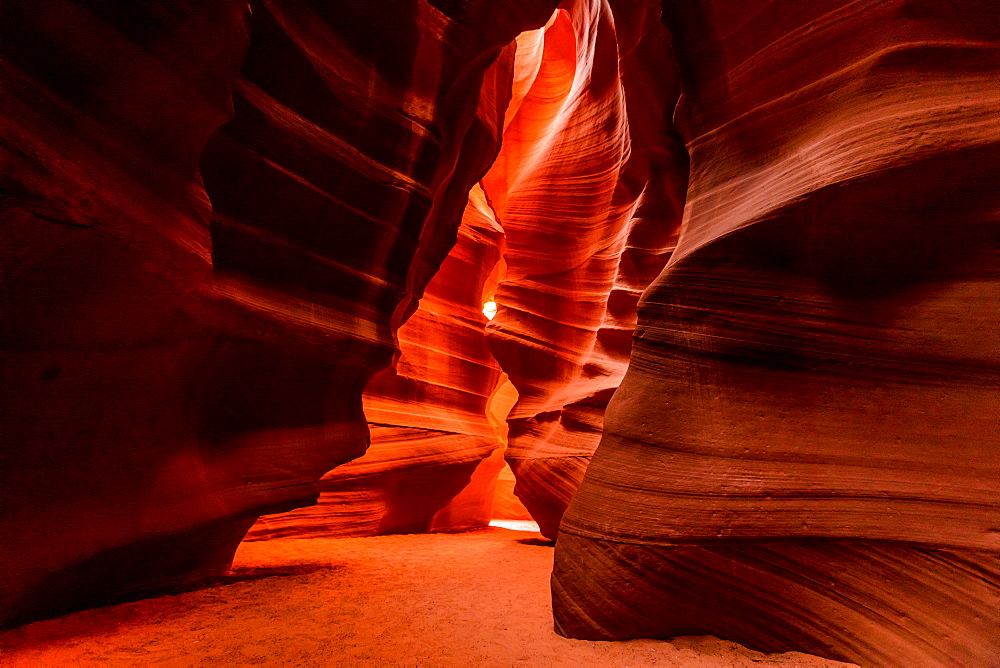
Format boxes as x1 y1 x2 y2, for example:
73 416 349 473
489 519 540 532
482 301 497 320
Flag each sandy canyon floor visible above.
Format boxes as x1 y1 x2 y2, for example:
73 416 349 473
0 527 852 666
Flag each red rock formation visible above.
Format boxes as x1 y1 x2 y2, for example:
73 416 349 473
482 0 686 539
0 0 559 626
247 185 509 538
1 0 254 627
553 1 1000 664
430 371 530 528
5 3 995 662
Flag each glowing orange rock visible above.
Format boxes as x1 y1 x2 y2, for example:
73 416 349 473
247 185 512 538
481 0 686 539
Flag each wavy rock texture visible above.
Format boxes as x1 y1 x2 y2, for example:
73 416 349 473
482 0 686 539
554 0 1000 664
247 186 512 538
0 0 558 626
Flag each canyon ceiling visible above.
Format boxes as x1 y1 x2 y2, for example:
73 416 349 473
1 0 997 664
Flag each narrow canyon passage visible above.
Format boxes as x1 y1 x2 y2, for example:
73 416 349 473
0 528 848 667
3 0 998 664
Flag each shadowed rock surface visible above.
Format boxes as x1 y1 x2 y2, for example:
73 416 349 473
553 0 1000 664
247 187 510 538
2 0 996 661
0 0 558 626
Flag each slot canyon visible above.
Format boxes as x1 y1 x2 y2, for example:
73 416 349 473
1 0 997 665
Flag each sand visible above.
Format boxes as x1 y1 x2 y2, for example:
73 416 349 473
0 527 852 666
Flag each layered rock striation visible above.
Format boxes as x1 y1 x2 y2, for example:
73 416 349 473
247 185 511 538
248 0 690 542
553 1 1000 664
0 0 558 626
482 0 686 539
4 1 996 659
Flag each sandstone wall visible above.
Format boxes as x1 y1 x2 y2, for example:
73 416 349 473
553 1 1000 663
0 0 558 626
482 0 686 539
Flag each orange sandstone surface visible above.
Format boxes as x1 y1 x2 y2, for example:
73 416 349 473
553 1 1000 664
482 0 687 539
0 0 558 625
1 0 997 664
0 529 851 667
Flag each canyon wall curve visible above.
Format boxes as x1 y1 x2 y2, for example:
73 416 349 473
1 1 996 663
552 1 1000 664
0 0 560 626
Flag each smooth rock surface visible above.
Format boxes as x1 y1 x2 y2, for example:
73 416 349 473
553 1 1000 664
0 0 558 625
482 0 687 539
246 184 511 539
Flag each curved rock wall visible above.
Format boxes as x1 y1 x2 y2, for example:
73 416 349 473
247 185 509 538
0 0 558 626
1 0 254 626
482 0 686 539
248 0 687 542
553 1 1000 664
4 2 995 658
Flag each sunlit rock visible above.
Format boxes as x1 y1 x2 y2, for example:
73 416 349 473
246 185 513 538
481 0 687 539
